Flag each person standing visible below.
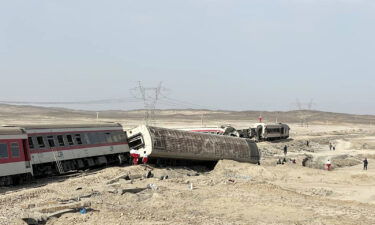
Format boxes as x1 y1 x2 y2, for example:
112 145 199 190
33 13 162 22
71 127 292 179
325 159 332 171
283 145 288 156
329 142 333 151
130 149 140 165
306 140 310 147
302 157 309 167
142 151 149 164
363 158 368 170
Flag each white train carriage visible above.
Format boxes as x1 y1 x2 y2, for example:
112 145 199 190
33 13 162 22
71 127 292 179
128 126 261 164
16 123 129 175
0 127 33 185
253 123 290 141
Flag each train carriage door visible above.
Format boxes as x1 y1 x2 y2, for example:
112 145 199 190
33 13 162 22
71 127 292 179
22 139 32 170
47 135 65 174
47 135 63 159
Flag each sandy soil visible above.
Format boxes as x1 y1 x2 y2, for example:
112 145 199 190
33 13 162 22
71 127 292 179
1 121 375 225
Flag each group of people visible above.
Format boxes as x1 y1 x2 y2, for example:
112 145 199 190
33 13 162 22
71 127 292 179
329 142 336 151
277 157 296 165
129 149 149 165
282 144 369 171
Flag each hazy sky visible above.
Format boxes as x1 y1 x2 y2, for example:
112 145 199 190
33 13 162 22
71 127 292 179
0 0 374 114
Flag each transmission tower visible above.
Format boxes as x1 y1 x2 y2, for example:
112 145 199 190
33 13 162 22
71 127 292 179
134 81 163 125
295 99 315 127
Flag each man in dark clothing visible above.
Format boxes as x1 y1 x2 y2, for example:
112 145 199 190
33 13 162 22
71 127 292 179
306 140 310 147
302 157 308 167
283 145 288 156
364 158 368 170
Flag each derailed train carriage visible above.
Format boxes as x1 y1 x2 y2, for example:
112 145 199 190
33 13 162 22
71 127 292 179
128 126 261 165
22 123 129 176
0 127 32 185
178 125 240 137
0 123 130 185
251 123 290 141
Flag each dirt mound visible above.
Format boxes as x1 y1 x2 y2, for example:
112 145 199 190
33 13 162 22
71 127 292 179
211 160 276 181
350 174 375 182
303 154 361 169
331 155 362 168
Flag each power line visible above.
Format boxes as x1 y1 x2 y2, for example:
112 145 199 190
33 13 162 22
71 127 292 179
134 81 164 125
295 98 316 127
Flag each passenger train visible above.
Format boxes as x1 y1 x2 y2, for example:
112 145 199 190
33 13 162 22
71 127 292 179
0 123 129 186
0 123 262 186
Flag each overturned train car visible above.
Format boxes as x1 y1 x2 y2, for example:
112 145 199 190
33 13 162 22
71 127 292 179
251 123 290 141
128 126 261 164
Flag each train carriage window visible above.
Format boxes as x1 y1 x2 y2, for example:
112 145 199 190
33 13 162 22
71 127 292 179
105 132 113 143
66 135 74 145
0 143 8 159
118 133 126 142
119 133 125 142
97 133 106 144
37 136 46 148
79 133 87 145
87 133 96 144
10 143 20 158
111 133 119 143
82 133 89 145
92 132 100 144
57 135 65 147
28 137 34 149
75 134 83 145
47 136 56 148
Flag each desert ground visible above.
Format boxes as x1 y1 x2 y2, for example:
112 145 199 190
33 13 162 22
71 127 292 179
1 105 375 225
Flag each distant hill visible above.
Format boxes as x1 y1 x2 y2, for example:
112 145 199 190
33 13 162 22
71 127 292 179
0 104 374 125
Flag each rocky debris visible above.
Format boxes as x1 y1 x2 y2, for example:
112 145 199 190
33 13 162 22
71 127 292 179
21 201 92 225
105 168 152 185
147 183 158 190
330 155 362 168
308 188 334 197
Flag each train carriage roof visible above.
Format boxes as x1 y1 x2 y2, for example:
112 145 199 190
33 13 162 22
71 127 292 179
0 127 25 135
2 123 122 130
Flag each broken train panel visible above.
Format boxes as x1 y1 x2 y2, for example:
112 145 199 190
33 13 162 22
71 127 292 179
128 125 261 164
